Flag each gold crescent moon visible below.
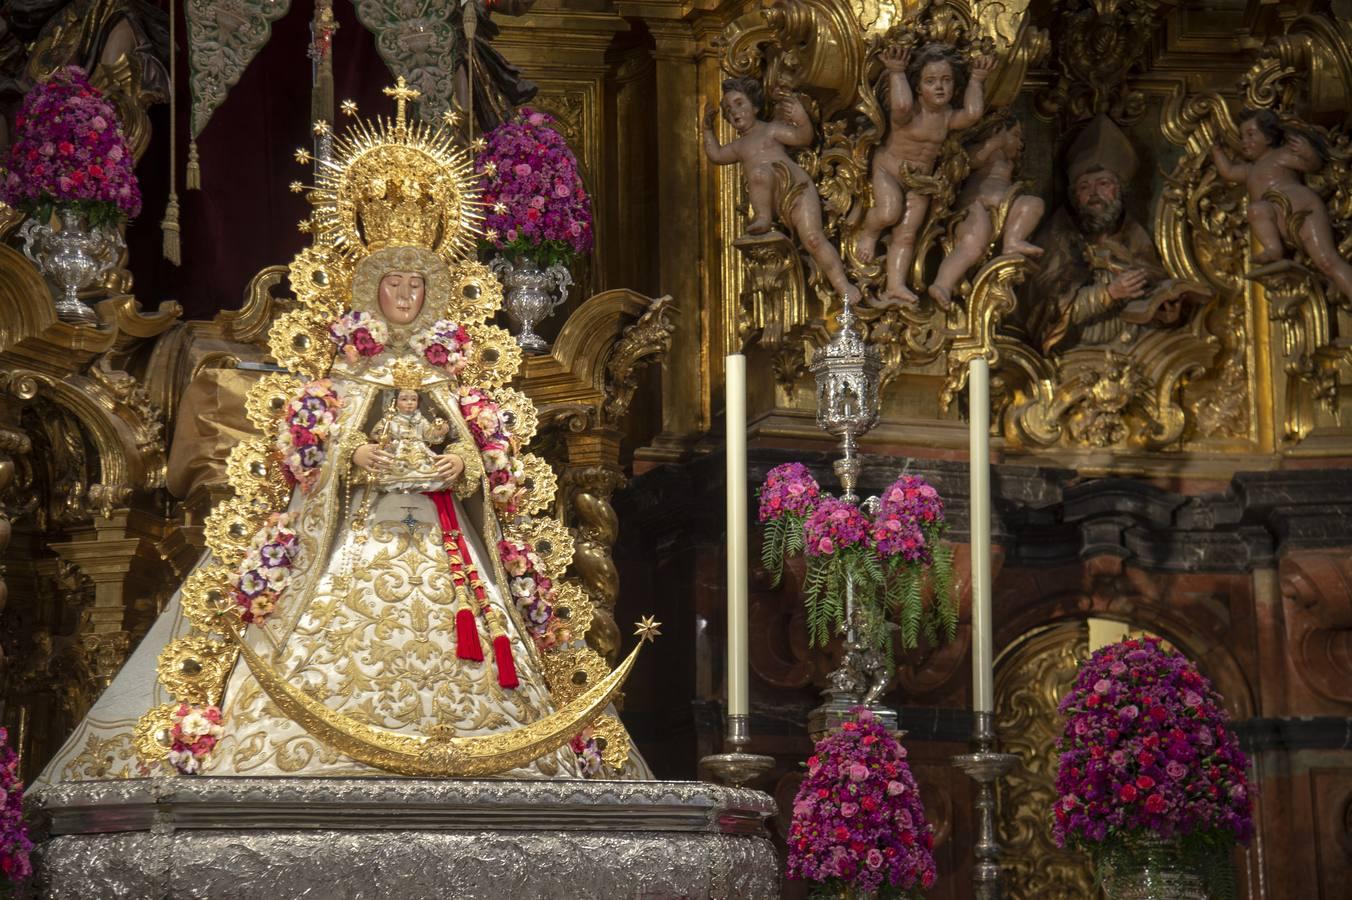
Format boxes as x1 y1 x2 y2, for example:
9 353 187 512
224 623 643 776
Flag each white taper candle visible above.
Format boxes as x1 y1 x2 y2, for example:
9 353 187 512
726 354 750 719
969 356 994 714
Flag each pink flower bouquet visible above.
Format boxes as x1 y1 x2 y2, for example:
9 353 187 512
757 465 957 653
0 66 141 227
758 462 821 585
477 108 593 267
0 727 32 885
788 708 936 899
1054 637 1252 894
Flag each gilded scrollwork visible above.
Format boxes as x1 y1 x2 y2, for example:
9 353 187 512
995 623 1094 898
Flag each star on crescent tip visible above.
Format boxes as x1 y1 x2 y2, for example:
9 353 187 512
634 616 662 643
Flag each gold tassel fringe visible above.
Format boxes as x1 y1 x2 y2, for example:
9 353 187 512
186 140 201 190
162 193 182 265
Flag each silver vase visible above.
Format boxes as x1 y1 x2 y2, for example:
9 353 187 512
19 208 122 326
1098 835 1210 900
491 256 573 353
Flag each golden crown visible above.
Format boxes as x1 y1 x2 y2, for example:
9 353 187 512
292 78 483 263
390 358 426 391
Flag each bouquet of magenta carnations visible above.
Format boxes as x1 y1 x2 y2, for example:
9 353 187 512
1053 637 1252 897
0 65 141 227
872 475 954 649
758 462 822 584
758 464 956 654
476 108 593 268
788 708 936 899
0 727 33 887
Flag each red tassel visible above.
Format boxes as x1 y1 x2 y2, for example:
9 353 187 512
456 608 484 661
493 634 519 689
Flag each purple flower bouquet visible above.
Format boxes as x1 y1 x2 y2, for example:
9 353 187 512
758 462 822 585
1054 637 1252 896
757 466 957 653
0 727 33 886
788 708 936 899
477 108 593 268
0 66 141 228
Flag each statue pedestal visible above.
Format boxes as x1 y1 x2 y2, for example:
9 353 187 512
29 777 779 898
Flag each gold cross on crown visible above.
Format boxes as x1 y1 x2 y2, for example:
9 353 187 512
383 77 422 126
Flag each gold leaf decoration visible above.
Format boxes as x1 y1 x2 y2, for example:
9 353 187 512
155 635 236 705
589 713 631 770
268 309 336 380
203 497 272 566
225 438 288 506
516 453 558 516
506 516 574 578
245 373 304 433
133 703 179 764
461 322 522 389
543 645 611 705
550 581 593 641
489 386 539 447
448 260 505 324
179 564 241 633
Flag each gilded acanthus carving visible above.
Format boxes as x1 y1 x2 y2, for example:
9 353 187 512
995 623 1094 898
1033 0 1170 127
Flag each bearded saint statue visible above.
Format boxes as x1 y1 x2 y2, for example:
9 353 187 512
1028 115 1207 355
36 79 648 787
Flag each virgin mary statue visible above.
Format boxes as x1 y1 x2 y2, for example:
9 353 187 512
35 79 650 787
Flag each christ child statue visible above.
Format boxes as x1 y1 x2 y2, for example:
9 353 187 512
1212 108 1352 302
363 389 457 493
928 112 1045 309
702 77 860 304
855 43 994 307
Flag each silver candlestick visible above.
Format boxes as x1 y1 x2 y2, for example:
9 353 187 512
701 714 775 787
951 711 1018 900
806 298 898 734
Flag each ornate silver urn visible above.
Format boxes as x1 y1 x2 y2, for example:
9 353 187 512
809 297 883 504
490 256 573 353
19 208 123 327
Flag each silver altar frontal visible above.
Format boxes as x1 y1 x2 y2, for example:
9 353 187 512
29 777 779 899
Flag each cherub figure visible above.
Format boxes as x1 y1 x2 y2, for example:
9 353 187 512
928 112 1045 309
364 388 456 492
1212 108 1352 302
703 77 861 304
855 43 995 307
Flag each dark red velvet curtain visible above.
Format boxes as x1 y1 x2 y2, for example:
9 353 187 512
125 1 394 320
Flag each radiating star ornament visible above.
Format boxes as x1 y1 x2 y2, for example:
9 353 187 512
481 161 498 178
634 616 662 643
471 137 487 152
492 201 507 215
294 147 313 164
312 119 331 136
340 99 358 117
289 181 304 193
485 228 500 242
442 109 462 127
